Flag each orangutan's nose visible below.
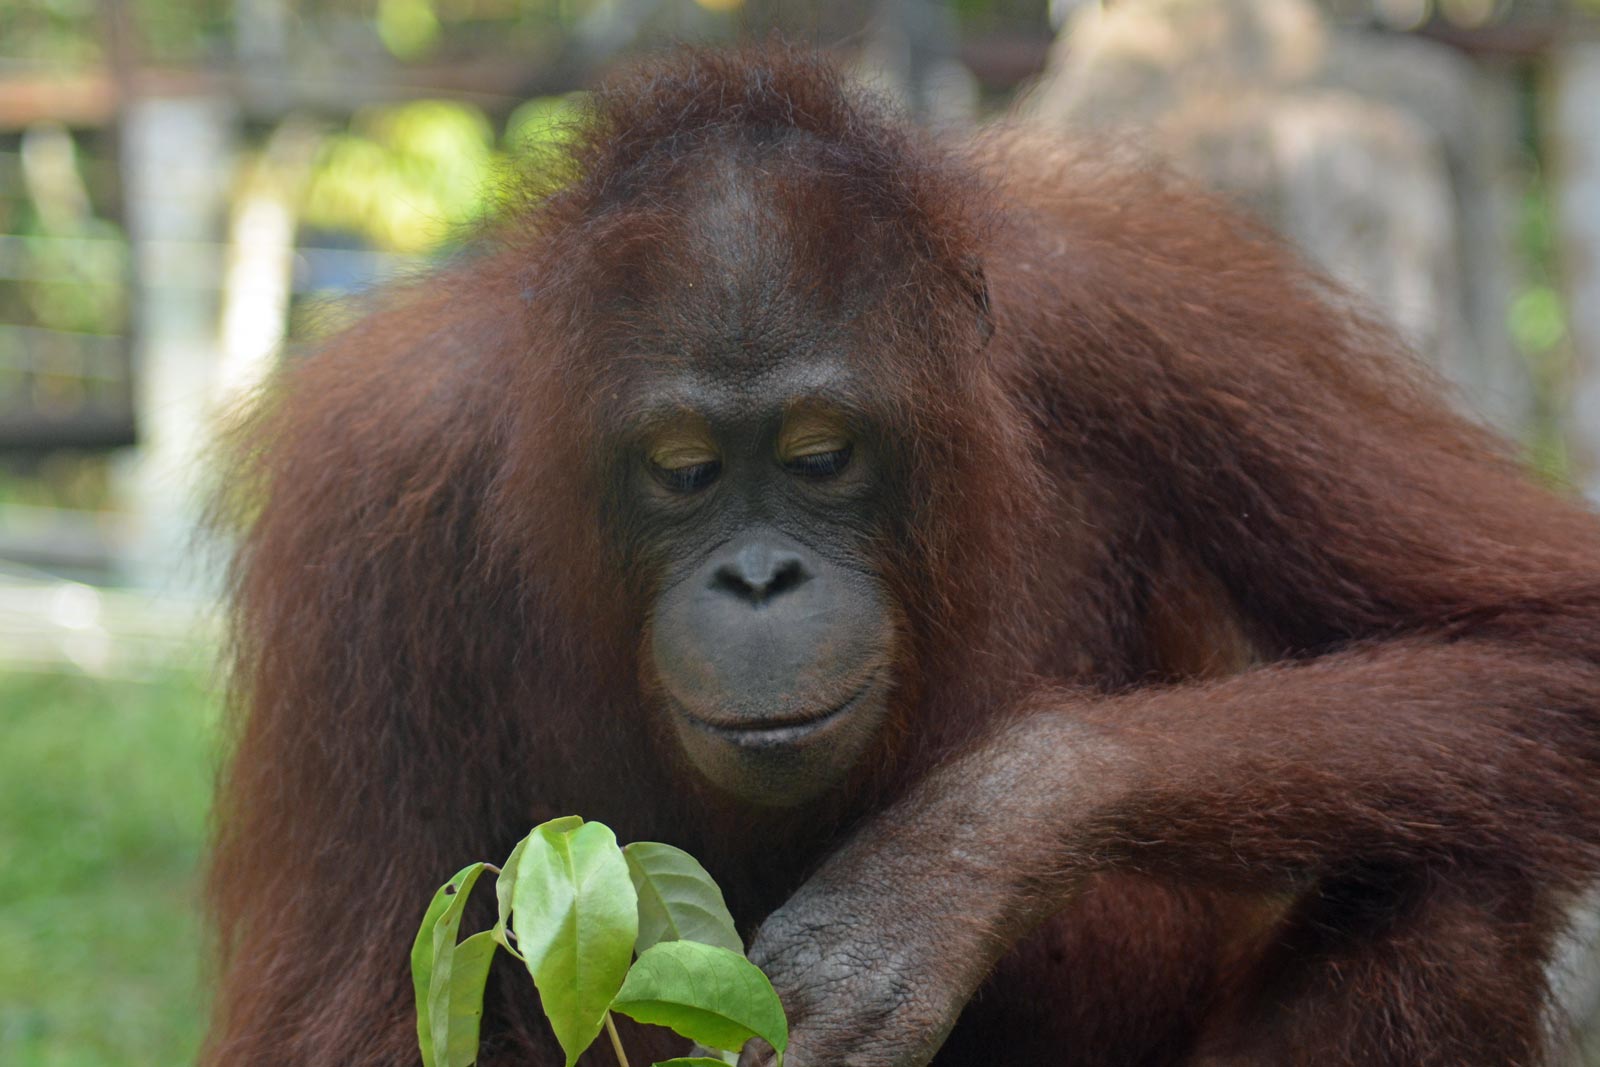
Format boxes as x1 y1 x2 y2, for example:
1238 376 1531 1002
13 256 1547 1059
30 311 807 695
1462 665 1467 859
710 542 810 606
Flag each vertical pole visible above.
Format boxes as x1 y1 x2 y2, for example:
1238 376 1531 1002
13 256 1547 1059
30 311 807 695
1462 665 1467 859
119 92 236 591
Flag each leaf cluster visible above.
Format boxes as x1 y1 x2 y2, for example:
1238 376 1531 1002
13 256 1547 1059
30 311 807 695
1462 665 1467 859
412 816 788 1067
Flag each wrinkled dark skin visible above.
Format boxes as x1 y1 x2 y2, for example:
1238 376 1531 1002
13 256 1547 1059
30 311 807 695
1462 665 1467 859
625 357 897 809
712 715 1105 1067
736 806 1006 1066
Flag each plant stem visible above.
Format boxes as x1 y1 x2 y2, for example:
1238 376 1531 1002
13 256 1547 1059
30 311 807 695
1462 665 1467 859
604 1012 631 1067
483 863 501 874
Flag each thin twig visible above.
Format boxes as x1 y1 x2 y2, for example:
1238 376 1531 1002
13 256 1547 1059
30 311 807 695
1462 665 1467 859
604 1012 631 1067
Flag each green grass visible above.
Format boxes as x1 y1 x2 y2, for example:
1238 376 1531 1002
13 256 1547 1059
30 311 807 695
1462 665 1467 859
0 667 219 1067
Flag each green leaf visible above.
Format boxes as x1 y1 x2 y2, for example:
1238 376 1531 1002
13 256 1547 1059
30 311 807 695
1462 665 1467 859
624 841 744 957
512 819 638 1067
411 863 494 1067
492 835 527 951
496 816 583 952
432 930 497 1063
611 941 788 1064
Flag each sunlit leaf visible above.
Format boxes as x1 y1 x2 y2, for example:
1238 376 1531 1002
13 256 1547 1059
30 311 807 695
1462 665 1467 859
512 820 638 1066
493 835 527 950
411 863 494 1067
495 816 583 953
611 941 787 1065
431 931 497 1064
624 841 744 957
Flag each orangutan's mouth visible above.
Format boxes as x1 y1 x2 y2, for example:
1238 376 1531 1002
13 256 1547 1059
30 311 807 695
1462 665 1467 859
678 674 880 746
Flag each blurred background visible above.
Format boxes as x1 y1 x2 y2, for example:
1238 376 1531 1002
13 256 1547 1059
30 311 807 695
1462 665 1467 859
4 0 1600 1063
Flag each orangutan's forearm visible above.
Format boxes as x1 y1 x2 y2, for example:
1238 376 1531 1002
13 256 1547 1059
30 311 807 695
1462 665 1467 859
846 638 1600 952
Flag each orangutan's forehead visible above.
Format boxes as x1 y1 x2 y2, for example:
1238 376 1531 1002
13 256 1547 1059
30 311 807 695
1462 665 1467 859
619 351 866 419
578 137 933 397
596 207 874 377
613 140 914 298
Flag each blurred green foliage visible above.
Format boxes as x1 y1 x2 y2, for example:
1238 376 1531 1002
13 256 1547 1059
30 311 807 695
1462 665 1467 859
1508 65 1577 489
1509 284 1565 357
378 0 444 59
303 100 499 252
0 452 111 509
4 225 127 336
503 93 584 201
301 93 582 253
0 667 218 1067
0 0 108 67
0 0 231 67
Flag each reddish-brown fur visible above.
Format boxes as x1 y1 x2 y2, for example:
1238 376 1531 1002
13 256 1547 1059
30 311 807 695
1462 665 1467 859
205 46 1600 1066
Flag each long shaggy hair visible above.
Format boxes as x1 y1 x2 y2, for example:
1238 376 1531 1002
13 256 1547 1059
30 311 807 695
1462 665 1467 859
205 44 1600 1067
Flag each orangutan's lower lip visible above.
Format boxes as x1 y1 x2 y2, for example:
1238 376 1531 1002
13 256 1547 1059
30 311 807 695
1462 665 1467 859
680 676 878 744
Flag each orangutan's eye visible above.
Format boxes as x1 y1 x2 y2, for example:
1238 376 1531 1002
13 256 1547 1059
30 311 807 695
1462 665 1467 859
779 409 853 480
783 445 852 479
649 440 722 493
654 459 721 492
